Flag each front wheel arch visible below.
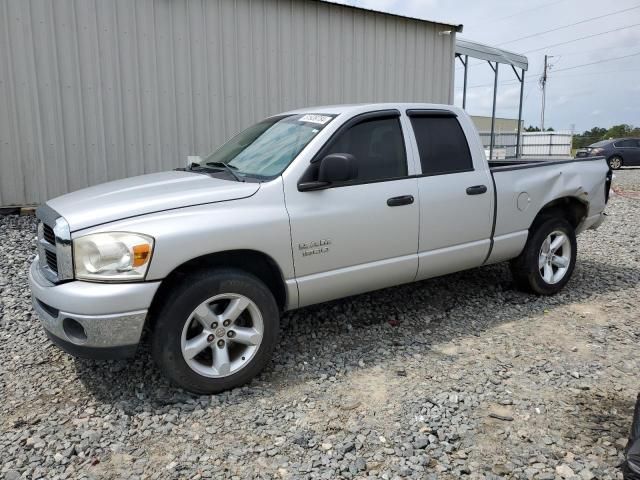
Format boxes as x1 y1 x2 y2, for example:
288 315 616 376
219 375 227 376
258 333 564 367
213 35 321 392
148 250 288 324
150 267 280 393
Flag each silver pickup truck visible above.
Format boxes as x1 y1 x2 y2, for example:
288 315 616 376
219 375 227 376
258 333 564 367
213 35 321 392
29 103 611 393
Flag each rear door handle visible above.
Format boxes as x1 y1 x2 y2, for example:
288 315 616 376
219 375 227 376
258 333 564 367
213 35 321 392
466 185 487 195
387 195 414 207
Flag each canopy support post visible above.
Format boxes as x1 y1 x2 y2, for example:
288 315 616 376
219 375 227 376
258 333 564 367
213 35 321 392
511 65 525 158
456 54 469 109
489 61 498 161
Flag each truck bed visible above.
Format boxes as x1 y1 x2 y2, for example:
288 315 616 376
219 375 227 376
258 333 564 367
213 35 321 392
483 154 609 266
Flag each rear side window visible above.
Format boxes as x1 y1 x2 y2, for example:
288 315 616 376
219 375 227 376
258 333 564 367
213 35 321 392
409 116 473 176
323 117 408 182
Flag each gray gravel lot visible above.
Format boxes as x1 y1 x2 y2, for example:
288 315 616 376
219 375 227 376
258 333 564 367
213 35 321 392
2 169 640 480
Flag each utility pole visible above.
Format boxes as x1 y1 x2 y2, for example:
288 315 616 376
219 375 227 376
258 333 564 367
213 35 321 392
540 54 548 131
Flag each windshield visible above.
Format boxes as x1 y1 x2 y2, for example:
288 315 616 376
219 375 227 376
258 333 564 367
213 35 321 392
203 113 335 179
589 140 610 147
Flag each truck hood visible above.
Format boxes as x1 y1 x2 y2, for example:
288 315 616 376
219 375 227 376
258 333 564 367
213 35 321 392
47 171 260 231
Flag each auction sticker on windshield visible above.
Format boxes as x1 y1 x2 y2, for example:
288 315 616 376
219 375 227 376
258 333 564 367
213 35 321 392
299 114 333 125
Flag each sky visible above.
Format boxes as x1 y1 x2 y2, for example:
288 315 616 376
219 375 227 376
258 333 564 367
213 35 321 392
330 0 640 132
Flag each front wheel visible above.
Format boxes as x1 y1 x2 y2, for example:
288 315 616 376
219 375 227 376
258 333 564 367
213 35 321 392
510 217 577 295
608 156 623 170
151 269 280 394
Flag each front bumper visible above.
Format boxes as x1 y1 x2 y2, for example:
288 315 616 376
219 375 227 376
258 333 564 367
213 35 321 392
29 259 161 359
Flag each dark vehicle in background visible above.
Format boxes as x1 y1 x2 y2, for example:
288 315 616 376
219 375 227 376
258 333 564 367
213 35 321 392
576 138 640 169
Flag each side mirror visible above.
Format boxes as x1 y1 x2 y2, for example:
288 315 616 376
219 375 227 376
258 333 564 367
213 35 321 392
187 155 202 169
298 153 358 191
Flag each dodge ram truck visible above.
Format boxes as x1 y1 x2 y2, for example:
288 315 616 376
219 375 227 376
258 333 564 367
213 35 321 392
29 103 611 393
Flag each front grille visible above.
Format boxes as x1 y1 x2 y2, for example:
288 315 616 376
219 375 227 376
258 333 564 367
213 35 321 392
43 224 55 244
45 249 58 273
36 205 73 283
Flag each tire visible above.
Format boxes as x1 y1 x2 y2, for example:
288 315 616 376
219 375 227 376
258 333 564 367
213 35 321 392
608 156 623 170
151 268 279 394
509 217 577 295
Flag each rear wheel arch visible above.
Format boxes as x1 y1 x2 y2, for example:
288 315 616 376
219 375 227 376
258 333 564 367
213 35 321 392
530 196 588 231
510 216 577 295
148 249 288 322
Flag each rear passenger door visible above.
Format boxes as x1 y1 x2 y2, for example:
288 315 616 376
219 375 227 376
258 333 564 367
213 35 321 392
614 140 639 165
285 110 420 307
628 140 640 165
406 110 494 280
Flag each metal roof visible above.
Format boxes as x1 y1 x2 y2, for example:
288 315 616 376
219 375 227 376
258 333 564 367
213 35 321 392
456 38 528 71
317 0 463 32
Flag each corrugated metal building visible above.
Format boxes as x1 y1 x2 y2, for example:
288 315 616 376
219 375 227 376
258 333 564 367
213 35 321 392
0 0 460 206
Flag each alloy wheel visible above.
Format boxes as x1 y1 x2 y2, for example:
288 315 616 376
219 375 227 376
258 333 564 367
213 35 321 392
180 293 264 378
538 230 572 285
609 157 622 169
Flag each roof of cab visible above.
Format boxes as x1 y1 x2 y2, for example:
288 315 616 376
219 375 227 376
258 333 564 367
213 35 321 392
281 103 464 117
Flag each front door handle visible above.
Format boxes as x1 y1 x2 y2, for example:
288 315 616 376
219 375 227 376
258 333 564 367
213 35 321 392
466 185 487 195
387 195 414 207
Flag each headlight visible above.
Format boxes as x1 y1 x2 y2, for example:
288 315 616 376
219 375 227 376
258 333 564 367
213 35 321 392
73 232 154 282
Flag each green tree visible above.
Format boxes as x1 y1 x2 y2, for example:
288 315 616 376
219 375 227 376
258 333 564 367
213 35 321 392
572 127 607 149
605 124 634 138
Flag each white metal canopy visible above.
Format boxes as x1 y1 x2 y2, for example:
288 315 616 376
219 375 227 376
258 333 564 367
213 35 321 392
455 39 528 71
455 39 529 159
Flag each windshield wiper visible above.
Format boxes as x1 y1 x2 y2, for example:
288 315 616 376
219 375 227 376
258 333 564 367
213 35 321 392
205 161 244 182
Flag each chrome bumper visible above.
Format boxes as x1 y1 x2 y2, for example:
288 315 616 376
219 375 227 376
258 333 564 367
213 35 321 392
29 259 161 357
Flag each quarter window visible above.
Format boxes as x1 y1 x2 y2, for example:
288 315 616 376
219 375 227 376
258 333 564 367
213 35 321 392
409 116 473 176
322 117 408 183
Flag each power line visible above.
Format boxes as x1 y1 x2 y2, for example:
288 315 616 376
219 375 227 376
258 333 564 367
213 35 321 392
456 22 640 71
497 4 640 46
475 0 570 24
545 67 640 78
456 66 640 103
522 23 640 53
460 51 640 89
542 43 640 58
553 51 640 72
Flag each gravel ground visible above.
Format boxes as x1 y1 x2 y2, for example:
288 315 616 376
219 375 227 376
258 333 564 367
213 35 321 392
1 169 639 480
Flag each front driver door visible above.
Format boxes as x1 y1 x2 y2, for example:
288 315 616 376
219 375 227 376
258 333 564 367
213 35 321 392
283 111 420 308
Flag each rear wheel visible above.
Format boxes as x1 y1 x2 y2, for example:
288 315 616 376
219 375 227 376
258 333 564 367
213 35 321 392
608 156 623 170
151 269 279 394
510 217 577 295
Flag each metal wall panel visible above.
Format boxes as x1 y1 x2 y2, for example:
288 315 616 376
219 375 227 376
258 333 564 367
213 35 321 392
0 0 456 206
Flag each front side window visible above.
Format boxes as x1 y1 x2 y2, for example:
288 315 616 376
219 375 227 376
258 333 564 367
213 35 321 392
410 116 473 176
615 139 635 148
322 117 408 183
203 114 335 179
